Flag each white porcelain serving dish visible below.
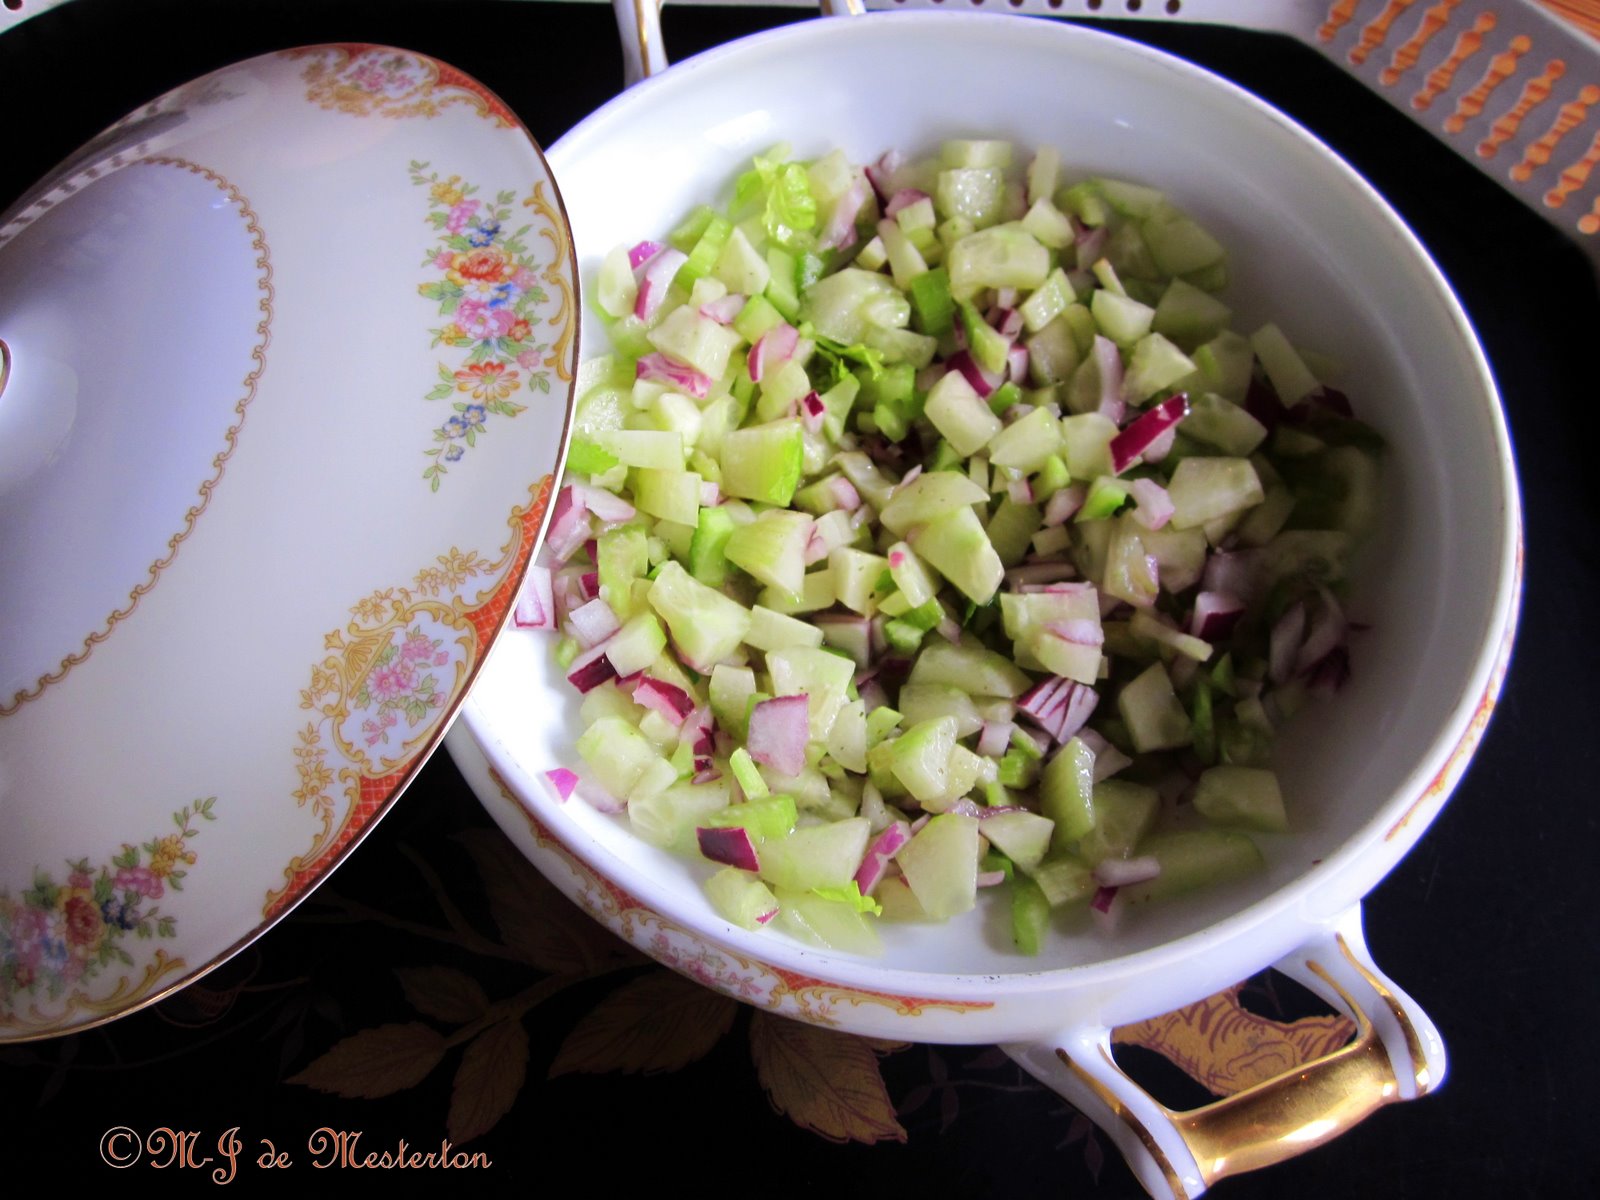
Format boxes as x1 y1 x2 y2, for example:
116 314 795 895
449 9 1520 1196
0 45 576 1041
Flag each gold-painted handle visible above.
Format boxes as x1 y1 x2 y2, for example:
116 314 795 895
1009 908 1445 1200
614 0 865 88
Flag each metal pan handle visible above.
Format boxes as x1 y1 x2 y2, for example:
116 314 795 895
613 0 865 87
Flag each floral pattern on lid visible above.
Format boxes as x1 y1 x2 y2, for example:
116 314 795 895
1 800 216 1031
413 165 562 491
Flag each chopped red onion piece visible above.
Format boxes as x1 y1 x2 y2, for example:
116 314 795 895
1007 343 1030 384
898 463 923 488
977 720 1015 757
1190 591 1245 640
628 240 666 271
1044 618 1104 646
565 640 617 694
1090 885 1123 933
803 525 832 566
1295 587 1348 674
634 247 687 322
746 694 810 777
692 767 723 785
1092 742 1132 782
827 476 861 512
1270 601 1308 685
1142 426 1178 463
699 293 746 324
577 783 627 815
696 825 761 872
513 564 556 630
748 321 799 383
909 814 932 834
567 597 621 648
545 486 592 563
1088 336 1126 425
1110 394 1191 474
579 571 599 599
700 480 722 507
800 390 826 435
853 823 912 895
864 149 904 203
552 570 586 625
936 615 962 644
1007 477 1034 505
977 870 1008 888
544 767 580 802
948 350 1003 398
820 178 871 250
1018 676 1099 744
1127 478 1175 530
1075 224 1108 264
573 482 638 525
634 676 696 725
1094 857 1158 889
636 352 712 400
1042 483 1088 527
884 188 929 218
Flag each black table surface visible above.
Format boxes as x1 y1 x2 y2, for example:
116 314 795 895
2 2 1598 1196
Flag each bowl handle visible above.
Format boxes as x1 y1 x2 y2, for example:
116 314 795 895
612 0 867 88
1003 905 1446 1200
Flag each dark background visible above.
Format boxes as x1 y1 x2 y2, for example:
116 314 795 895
2 2 1597 1196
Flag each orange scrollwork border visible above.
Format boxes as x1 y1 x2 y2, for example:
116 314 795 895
290 45 520 129
263 475 553 919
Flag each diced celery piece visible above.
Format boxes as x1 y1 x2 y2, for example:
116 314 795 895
767 646 855 740
1122 830 1264 902
576 717 663 801
724 508 812 599
714 225 771 296
758 818 870 892
802 268 907 344
982 811 1056 873
947 226 1050 295
924 370 1002 457
1193 765 1289 833
719 418 803 506
706 793 798 841
631 467 701 526
908 506 1004 605
1123 333 1196 403
988 406 1065 475
906 640 1031 698
631 780 733 852
1040 736 1097 849
1251 322 1320 406
774 888 882 954
1118 662 1193 752
1076 780 1160 867
1182 393 1268 456
1090 289 1156 347
1167 457 1264 529
1152 277 1232 349
898 813 980 919
647 560 751 671
601 429 684 470
879 471 988 536
1024 855 1095 907
908 267 956 338
705 868 779 929
646 305 743 381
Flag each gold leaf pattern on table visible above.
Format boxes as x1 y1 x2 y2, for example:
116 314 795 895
288 1022 446 1098
449 1019 529 1145
1111 983 1356 1098
453 828 635 975
749 1012 908 1145
549 970 737 1079
395 964 489 1024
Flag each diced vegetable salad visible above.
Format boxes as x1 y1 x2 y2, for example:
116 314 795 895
516 140 1384 957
